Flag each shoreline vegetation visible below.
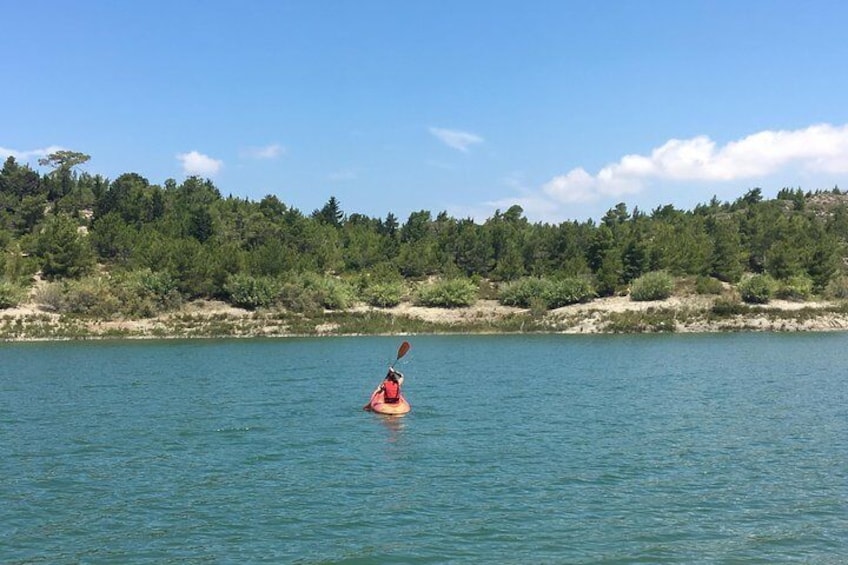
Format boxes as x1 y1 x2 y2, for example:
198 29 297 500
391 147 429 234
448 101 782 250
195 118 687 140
4 285 848 341
5 151 848 341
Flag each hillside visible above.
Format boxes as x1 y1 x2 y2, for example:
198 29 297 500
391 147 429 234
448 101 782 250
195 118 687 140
3 153 848 339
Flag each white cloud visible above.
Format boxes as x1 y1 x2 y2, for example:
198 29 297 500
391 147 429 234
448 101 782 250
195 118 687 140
429 127 483 152
177 150 223 177
241 143 285 159
0 145 66 161
543 167 602 203
475 122 848 223
541 123 848 205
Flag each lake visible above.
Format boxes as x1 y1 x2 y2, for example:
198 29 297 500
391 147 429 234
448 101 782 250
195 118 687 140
2 334 847 563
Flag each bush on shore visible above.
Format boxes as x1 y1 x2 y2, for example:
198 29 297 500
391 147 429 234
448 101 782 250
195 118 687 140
695 276 724 295
361 281 404 307
774 275 813 301
738 274 776 304
416 278 478 308
630 271 674 302
0 280 24 309
225 274 278 310
32 270 184 318
544 277 595 308
498 278 548 308
275 273 356 313
498 277 594 309
824 275 848 299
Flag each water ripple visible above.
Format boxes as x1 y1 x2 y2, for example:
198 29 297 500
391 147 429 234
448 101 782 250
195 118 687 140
1 334 846 562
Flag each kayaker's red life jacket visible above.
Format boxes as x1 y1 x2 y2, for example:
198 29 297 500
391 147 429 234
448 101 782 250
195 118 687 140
383 379 400 403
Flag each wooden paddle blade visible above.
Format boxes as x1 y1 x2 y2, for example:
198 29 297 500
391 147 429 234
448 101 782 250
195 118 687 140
397 341 411 360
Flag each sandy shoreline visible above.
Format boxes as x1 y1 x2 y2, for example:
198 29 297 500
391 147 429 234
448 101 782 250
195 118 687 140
3 293 848 341
382 296 848 333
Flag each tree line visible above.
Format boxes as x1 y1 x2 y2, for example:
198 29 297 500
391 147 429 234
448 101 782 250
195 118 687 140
1 151 847 314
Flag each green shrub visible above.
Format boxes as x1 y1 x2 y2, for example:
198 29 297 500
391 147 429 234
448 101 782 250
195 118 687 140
498 278 548 308
62 277 121 317
630 271 674 302
0 280 23 309
277 274 355 312
543 277 595 308
416 278 478 308
109 269 182 317
307 274 355 310
499 276 595 309
775 275 813 301
224 273 279 310
695 276 723 295
362 281 404 307
35 282 65 312
278 281 321 314
824 275 848 299
738 274 776 304
143 270 183 311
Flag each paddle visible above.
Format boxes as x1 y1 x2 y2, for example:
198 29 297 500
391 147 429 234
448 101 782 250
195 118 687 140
392 340 411 369
363 341 411 411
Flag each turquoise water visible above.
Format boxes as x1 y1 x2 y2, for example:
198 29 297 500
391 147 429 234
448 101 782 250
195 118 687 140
2 334 847 563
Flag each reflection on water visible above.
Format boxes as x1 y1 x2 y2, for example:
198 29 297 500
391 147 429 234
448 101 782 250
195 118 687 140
377 413 406 443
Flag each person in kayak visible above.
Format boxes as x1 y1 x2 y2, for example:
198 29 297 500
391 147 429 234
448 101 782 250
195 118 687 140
378 367 404 404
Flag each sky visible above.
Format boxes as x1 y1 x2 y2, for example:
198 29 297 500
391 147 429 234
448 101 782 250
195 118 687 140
3 0 848 224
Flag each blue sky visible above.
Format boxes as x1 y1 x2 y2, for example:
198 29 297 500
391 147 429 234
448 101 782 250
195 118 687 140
3 0 848 224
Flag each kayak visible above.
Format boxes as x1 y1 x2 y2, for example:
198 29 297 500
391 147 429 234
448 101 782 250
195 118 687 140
367 389 411 415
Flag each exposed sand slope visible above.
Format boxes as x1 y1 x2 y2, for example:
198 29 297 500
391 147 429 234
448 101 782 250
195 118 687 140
3 295 848 339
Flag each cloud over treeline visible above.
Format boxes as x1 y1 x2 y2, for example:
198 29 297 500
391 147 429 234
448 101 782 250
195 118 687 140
177 150 223 177
543 123 848 204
